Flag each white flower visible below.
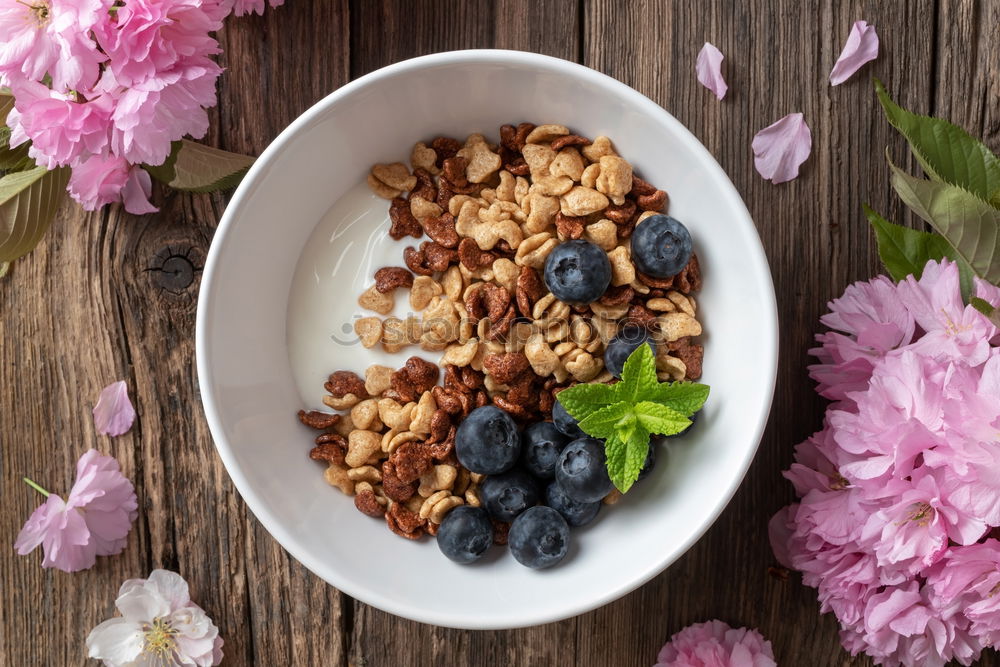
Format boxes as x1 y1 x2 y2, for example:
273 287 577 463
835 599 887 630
86 570 223 667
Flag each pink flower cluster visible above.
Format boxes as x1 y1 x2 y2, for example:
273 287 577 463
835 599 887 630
0 0 282 213
770 259 1000 666
655 620 776 667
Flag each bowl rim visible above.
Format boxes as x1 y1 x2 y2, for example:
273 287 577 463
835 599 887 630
196 48 779 629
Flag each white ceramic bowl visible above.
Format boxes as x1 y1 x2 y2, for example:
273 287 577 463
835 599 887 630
197 50 777 630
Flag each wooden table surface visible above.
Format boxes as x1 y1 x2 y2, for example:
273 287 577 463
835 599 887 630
2 1 997 665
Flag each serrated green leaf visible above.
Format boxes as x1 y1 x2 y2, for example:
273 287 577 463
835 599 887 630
876 79 1000 206
971 297 1000 327
634 401 691 436
887 157 1000 287
0 165 70 263
645 382 710 416
554 382 618 422
578 403 632 440
865 204 954 279
605 426 651 494
145 139 254 193
605 434 630 492
618 343 657 402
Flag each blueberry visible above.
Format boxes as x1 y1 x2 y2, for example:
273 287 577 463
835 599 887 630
630 215 693 278
545 482 601 527
520 422 570 479
637 440 658 482
480 468 540 522
552 398 585 439
543 240 612 305
555 438 614 503
508 506 570 569
604 325 656 378
666 410 700 438
455 405 521 475
436 506 493 564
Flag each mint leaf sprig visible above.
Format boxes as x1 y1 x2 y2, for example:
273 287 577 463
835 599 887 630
556 344 709 493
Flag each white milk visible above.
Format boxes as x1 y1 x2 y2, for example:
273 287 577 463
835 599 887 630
286 181 418 409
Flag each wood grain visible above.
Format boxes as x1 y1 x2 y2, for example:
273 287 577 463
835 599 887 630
1 1 997 665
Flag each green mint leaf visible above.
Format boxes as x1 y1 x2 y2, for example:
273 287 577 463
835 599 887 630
634 401 692 436
971 297 1000 327
887 155 1000 289
0 166 70 263
617 342 658 402
876 79 1000 206
865 204 956 282
145 139 254 193
605 425 651 494
578 403 632 440
555 382 618 422
645 382 710 417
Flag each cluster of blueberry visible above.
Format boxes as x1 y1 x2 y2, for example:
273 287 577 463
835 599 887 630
435 215 697 569
438 399 692 570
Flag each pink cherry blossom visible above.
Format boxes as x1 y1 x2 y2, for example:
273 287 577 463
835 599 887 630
861 582 982 667
695 43 727 100
861 472 987 581
0 0 108 90
68 153 157 213
830 20 879 86
14 449 138 572
751 112 812 184
808 275 915 401
655 620 776 667
898 259 998 365
103 59 221 166
93 380 137 435
926 541 1000 646
95 0 227 89
7 80 112 169
231 0 284 17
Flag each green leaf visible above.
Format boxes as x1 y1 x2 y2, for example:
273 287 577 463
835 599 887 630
645 382 710 416
864 204 957 281
605 426 651 494
578 403 632 440
0 165 70 263
555 382 618 422
634 401 691 436
618 342 658 402
876 79 1000 206
971 297 1000 328
144 139 254 193
887 157 1000 287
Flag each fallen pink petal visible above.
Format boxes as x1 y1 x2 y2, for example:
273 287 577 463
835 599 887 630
93 380 136 436
14 450 138 573
829 20 879 85
696 42 728 100
752 113 812 184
